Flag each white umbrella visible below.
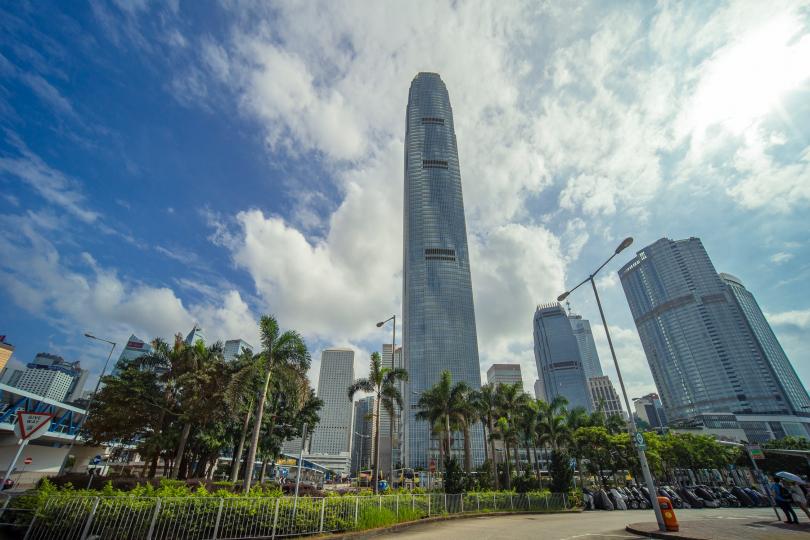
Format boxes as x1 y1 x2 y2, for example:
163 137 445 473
776 471 806 484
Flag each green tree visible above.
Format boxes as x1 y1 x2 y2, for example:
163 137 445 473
244 315 311 492
348 351 408 493
471 384 501 489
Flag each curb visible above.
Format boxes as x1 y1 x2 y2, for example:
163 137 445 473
314 509 581 539
625 523 707 540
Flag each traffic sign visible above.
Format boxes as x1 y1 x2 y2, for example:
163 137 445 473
747 445 765 460
23 457 32 465
14 412 53 441
633 431 647 450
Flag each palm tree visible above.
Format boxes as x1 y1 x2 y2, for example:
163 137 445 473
243 315 311 492
348 352 408 493
516 400 539 477
415 370 470 473
224 348 264 482
537 396 570 451
379 377 405 484
495 382 529 471
472 384 500 489
492 416 519 489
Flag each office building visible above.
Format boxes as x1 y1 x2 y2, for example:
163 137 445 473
569 313 603 379
184 324 205 346
0 336 14 373
588 376 624 417
111 334 153 376
223 339 253 362
486 364 523 388
402 72 484 468
309 349 355 455
1 368 23 387
352 396 375 475
533 303 592 411
634 393 667 429
534 379 545 401
619 237 810 440
16 353 86 401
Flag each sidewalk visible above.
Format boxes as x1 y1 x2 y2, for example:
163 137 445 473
627 518 810 540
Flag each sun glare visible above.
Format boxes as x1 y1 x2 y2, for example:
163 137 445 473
688 13 810 138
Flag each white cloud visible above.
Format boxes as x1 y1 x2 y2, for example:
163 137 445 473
766 309 810 330
769 251 794 264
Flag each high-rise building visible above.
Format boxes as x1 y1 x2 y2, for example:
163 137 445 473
402 72 484 468
351 396 375 475
184 324 205 346
533 303 593 411
721 273 810 414
1 368 23 387
486 364 523 388
16 353 86 401
619 237 810 439
0 336 14 373
309 349 355 455
111 335 153 376
223 339 253 362
379 344 403 474
634 393 667 428
568 314 603 379
588 376 624 417
534 379 545 401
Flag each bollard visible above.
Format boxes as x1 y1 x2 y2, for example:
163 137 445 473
657 497 679 532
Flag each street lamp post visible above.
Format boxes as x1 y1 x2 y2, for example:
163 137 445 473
558 237 665 531
57 333 117 476
376 315 397 486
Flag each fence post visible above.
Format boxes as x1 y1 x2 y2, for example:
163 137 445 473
271 498 280 540
212 498 224 539
545 494 549 510
477 494 480 511
354 496 359 526
563 492 568 509
444 493 447 513
411 494 415 511
509 494 513 511
146 498 161 540
378 495 382 509
79 497 100 540
427 494 431 516
460 494 464 513
396 494 399 518
493 493 496 510
319 498 326 532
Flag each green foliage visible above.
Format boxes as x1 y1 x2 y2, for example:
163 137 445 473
442 456 465 494
549 449 573 492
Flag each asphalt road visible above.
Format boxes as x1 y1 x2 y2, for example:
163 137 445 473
379 507 779 540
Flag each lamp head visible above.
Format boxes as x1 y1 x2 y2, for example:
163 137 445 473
557 292 570 302
615 237 634 254
84 333 96 339
376 321 384 328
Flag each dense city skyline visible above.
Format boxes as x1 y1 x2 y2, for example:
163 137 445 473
1 2 809 406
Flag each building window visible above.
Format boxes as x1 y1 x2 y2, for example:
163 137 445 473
422 159 448 169
424 248 456 261
422 117 444 125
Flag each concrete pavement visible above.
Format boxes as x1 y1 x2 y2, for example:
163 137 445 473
362 507 789 539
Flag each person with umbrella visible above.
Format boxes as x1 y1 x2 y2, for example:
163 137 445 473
778 471 810 520
772 474 799 524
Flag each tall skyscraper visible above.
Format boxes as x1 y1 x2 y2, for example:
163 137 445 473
309 348 355 455
351 396 375 475
111 334 153 376
223 339 253 362
619 237 810 438
403 72 484 468
568 313 603 379
486 364 523 388
533 303 592 411
534 379 545 401
588 376 624 417
184 324 205 346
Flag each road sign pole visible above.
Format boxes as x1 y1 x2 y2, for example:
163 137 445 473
1 439 28 491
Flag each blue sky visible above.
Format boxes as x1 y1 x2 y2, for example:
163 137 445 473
1 1 809 403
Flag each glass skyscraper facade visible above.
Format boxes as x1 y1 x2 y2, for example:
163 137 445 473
619 237 810 425
403 72 484 468
533 303 593 411
309 348 355 455
569 313 603 379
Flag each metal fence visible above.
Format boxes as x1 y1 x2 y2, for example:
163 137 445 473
22 492 570 540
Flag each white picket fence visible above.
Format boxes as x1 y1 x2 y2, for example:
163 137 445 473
21 492 571 539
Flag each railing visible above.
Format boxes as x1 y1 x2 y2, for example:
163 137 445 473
23 492 571 539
